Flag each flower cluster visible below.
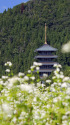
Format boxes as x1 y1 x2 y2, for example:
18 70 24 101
0 62 70 125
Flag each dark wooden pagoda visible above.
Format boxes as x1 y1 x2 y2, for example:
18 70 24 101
34 24 58 77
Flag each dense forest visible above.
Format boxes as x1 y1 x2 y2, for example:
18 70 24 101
0 0 70 76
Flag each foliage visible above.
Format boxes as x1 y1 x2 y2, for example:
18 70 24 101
0 0 70 76
0 61 70 124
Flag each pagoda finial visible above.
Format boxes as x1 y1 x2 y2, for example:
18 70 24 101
45 23 47 44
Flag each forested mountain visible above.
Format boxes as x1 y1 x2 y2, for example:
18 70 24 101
0 0 70 76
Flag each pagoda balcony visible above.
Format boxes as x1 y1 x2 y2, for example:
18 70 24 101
39 62 58 65
38 60 54 62
35 69 54 73
35 55 58 59
40 66 54 69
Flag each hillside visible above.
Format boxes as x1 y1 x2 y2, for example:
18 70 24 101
0 0 70 76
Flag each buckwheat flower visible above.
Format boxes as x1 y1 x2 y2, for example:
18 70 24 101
46 104 50 108
38 63 42 66
60 74 64 79
61 82 67 88
53 97 58 103
4 62 7 66
20 84 33 93
62 41 70 53
2 76 8 79
46 122 50 125
8 61 12 66
24 76 29 81
2 103 12 114
58 82 62 86
66 111 70 115
28 70 31 73
62 115 67 120
0 80 3 85
20 121 24 125
5 61 12 67
12 117 17 123
5 69 10 72
62 102 68 106
62 120 68 125
56 67 60 72
66 88 70 95
63 77 70 82
57 64 62 68
50 87 55 92
43 73 48 78
52 76 56 79
30 76 35 80
14 110 17 114
65 95 70 99
60 71 63 75
42 83 45 87
53 63 58 67
33 62 38 66
30 65 35 69
53 82 57 85
7 114 12 118
37 82 41 87
18 72 24 77
36 66 40 70
46 80 51 83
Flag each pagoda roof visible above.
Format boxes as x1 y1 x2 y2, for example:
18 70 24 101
40 62 58 65
35 55 58 58
35 69 54 73
35 44 57 52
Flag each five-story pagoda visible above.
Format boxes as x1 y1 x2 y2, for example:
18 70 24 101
34 24 58 77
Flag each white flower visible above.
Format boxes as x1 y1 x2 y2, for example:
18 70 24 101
62 41 70 53
66 88 70 95
5 69 10 72
66 111 70 115
62 115 67 120
46 80 51 83
4 61 12 67
57 64 62 68
30 65 35 69
42 83 45 87
18 72 24 77
43 73 48 78
46 104 50 108
61 82 67 88
60 74 64 79
30 76 35 80
36 66 40 70
2 76 8 79
56 67 60 72
33 62 38 66
38 63 42 66
12 117 17 123
62 120 68 125
20 84 33 93
63 77 70 82
14 110 17 114
28 70 31 73
37 82 41 87
2 103 13 114
24 76 29 81
53 98 58 103
53 63 58 67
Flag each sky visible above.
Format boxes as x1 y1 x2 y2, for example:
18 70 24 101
0 0 29 13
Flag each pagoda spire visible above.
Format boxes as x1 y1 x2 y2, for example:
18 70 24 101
45 23 47 44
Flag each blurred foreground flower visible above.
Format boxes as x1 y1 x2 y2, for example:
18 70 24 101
62 41 70 53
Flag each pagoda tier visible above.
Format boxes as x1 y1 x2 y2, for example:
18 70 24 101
34 44 58 77
35 55 58 59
